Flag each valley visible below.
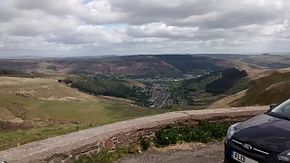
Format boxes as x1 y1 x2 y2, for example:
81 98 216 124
1 54 290 150
2 1 290 162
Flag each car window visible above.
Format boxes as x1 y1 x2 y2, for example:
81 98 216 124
271 99 290 116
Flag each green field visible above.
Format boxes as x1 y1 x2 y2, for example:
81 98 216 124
0 77 165 150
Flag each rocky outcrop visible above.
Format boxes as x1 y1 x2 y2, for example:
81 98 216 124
0 106 268 163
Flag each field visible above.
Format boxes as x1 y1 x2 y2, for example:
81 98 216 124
0 77 165 150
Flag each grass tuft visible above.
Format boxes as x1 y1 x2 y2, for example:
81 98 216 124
74 144 140 163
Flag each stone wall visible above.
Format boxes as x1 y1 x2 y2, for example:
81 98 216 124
0 106 268 163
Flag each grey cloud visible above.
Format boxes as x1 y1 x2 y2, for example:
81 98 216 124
194 7 283 29
109 0 285 28
110 0 216 25
15 0 85 17
1 0 290 57
0 1 20 22
46 25 128 45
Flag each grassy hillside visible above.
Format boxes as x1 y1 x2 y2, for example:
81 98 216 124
205 68 248 94
60 76 152 107
0 77 163 125
170 68 250 108
182 72 221 91
168 71 223 107
0 77 165 150
235 71 290 106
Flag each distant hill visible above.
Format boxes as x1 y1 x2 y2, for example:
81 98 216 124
154 55 223 74
3 54 290 78
205 54 290 70
0 60 40 73
3 54 290 79
261 53 271 56
0 55 236 78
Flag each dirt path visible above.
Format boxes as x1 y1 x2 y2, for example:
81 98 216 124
119 142 224 163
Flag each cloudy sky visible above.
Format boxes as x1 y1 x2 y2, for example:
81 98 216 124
0 0 290 57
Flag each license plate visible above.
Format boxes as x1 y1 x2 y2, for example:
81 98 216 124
232 151 258 163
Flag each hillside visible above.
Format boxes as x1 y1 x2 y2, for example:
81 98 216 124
0 77 163 126
0 76 169 150
169 68 249 108
59 76 152 106
205 68 248 94
234 71 290 106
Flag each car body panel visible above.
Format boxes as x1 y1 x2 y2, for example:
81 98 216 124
225 113 290 163
234 114 290 153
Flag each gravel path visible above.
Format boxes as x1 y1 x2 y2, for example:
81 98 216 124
119 142 224 163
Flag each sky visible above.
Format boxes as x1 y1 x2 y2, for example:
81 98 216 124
0 0 290 57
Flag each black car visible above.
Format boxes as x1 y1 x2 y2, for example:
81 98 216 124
225 100 290 163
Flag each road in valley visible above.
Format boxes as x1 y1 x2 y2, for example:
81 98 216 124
119 142 224 163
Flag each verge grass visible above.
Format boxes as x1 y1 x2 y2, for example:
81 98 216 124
75 122 231 163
